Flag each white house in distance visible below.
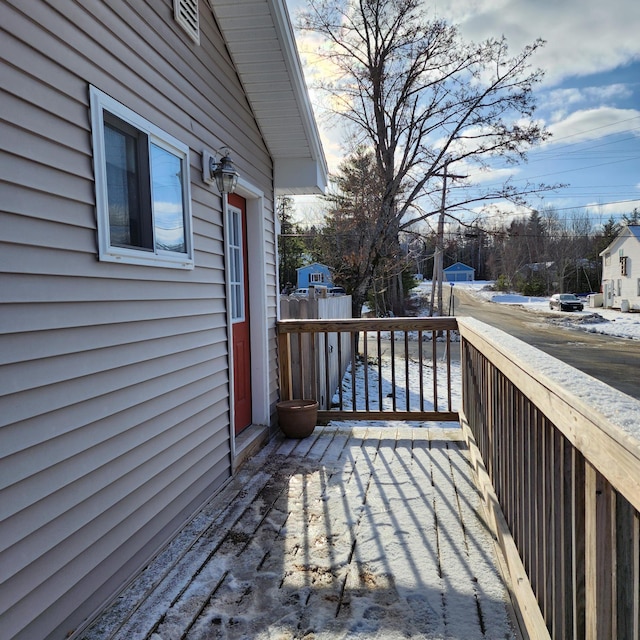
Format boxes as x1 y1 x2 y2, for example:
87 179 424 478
0 1 326 639
600 225 640 310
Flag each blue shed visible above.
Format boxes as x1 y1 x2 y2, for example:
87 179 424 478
296 262 333 288
444 262 475 282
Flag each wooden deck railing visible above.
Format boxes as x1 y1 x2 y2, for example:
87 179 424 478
277 317 459 422
458 317 640 639
277 315 640 639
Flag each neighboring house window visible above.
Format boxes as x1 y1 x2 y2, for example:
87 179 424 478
310 273 324 283
604 252 611 266
637 278 640 297
90 86 194 269
617 279 622 296
620 256 628 276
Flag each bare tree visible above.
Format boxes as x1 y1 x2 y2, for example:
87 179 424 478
300 0 554 315
544 209 596 293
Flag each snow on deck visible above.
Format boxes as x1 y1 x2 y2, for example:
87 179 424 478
82 426 518 640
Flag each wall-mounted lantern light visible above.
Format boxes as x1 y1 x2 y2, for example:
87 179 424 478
202 148 240 194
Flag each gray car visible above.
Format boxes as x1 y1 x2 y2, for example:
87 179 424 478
549 293 584 312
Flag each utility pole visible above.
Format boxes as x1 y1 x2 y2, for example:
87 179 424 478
430 162 466 316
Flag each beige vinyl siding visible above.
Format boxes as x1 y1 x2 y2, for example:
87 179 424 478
0 0 277 638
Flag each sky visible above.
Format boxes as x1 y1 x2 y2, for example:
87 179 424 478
285 0 640 230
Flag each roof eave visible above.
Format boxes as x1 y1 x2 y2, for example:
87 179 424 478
599 225 640 256
210 0 328 195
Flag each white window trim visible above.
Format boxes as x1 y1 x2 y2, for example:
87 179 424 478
90 86 194 269
221 182 271 469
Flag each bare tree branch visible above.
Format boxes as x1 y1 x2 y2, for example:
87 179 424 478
300 0 555 315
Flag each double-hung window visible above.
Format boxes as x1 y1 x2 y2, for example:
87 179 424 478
90 86 194 268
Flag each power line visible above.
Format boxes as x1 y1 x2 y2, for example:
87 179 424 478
543 116 640 147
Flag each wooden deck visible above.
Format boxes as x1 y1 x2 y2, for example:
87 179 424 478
82 426 519 640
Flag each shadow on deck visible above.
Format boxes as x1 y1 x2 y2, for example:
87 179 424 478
83 426 518 640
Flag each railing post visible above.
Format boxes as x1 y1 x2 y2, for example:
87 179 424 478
572 448 586 640
585 462 615 639
615 495 640 640
278 330 293 402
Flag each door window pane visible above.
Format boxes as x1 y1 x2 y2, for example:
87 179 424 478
228 208 244 321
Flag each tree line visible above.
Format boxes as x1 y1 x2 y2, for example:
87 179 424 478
279 184 639 316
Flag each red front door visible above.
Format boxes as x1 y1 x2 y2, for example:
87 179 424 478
228 194 252 434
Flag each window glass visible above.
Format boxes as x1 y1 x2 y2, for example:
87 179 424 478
104 121 149 249
151 143 187 253
228 207 244 321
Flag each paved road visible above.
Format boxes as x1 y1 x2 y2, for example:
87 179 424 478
450 287 640 400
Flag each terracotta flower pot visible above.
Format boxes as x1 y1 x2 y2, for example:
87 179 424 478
276 399 319 438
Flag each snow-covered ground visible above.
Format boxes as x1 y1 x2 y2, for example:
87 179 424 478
415 280 640 341
326 280 640 438
331 352 461 429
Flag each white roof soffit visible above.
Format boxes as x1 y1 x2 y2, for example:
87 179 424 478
209 0 328 195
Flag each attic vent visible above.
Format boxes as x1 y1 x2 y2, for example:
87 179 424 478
174 0 200 44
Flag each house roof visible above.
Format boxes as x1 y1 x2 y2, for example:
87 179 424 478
296 262 330 273
599 225 640 256
210 0 328 195
444 262 475 272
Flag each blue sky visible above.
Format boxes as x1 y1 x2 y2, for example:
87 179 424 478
285 0 640 229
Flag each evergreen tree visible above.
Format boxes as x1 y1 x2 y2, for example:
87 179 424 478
314 149 403 316
277 196 307 293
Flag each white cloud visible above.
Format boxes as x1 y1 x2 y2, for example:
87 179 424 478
545 107 640 145
544 85 633 112
451 0 640 85
471 200 534 225
287 0 639 218
460 164 520 185
584 199 640 217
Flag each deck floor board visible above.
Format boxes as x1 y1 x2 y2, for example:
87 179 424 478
82 426 518 640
